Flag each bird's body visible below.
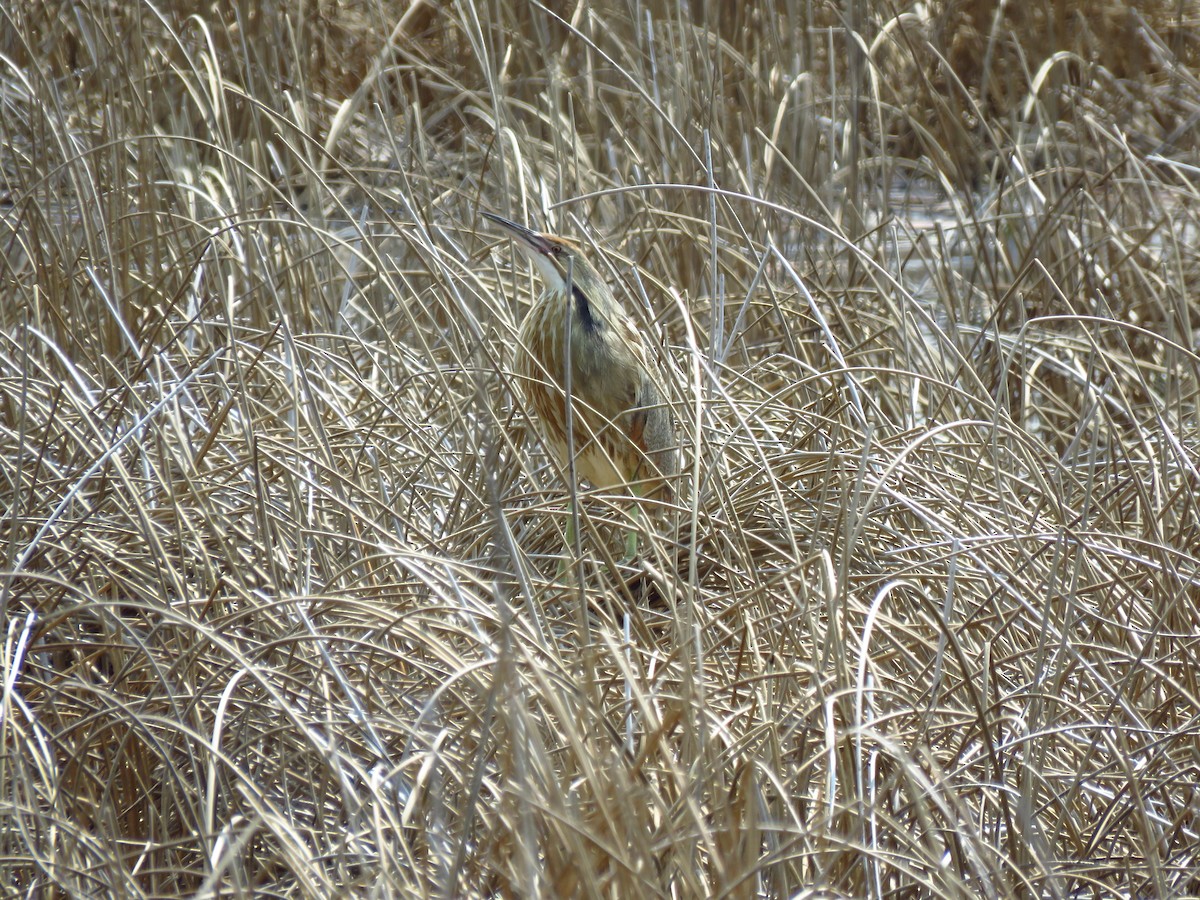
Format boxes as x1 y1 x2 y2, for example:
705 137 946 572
484 212 677 502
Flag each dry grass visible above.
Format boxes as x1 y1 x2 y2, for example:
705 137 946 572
3 0 1200 896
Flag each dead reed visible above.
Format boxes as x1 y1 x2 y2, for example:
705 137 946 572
2 0 1199 895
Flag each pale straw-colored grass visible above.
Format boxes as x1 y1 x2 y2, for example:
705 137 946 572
2 1 1199 896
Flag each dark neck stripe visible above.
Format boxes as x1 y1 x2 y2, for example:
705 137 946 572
571 283 601 333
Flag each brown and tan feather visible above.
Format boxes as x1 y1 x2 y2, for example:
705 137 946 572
486 212 678 502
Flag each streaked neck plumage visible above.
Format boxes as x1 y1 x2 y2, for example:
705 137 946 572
482 212 614 334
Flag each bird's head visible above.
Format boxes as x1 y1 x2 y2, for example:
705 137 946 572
482 212 602 298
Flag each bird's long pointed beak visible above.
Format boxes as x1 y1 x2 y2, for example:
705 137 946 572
482 211 554 256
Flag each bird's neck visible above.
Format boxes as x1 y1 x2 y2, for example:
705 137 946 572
569 282 601 333
551 258 609 335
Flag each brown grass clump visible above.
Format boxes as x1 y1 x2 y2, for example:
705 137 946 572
3 0 1200 896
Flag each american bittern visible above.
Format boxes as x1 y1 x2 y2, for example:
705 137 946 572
483 212 678 512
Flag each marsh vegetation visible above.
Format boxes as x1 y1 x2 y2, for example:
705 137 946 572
2 1 1200 895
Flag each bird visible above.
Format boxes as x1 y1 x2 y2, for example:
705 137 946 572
483 211 678 512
